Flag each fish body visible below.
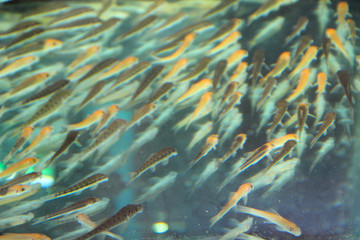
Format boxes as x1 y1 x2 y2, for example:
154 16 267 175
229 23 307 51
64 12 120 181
160 58 188 84
326 28 351 61
261 51 291 84
250 49 265 86
256 77 276 111
93 104 119 133
219 133 247 164
7 39 62 60
188 134 218 168
286 68 311 102
236 205 301 236
131 65 164 101
202 18 242 45
67 110 104 131
290 35 313 66
98 56 138 79
289 46 317 79
5 28 45 50
154 11 187 33
18 126 53 159
126 103 156 129
129 147 177 183
156 32 195 62
0 56 39 78
111 61 151 89
297 103 308 138
147 82 174 103
267 100 288 137
77 80 107 110
67 45 101 73
186 92 212 130
208 31 241 55
77 58 117 85
117 15 157 42
203 0 237 19
210 183 253 228
0 233 50 240
75 204 143 240
166 20 213 41
176 78 212 104
336 70 353 107
310 112 336 148
0 172 42 191
268 140 297 169
48 7 95 26
21 2 69 19
248 0 297 24
178 57 212 83
285 16 309 44
4 126 33 163
0 157 39 180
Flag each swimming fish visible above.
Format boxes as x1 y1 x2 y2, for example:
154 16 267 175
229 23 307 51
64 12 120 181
4 126 33 163
297 103 308 138
267 100 288 138
17 126 53 159
67 110 104 131
0 157 39 180
116 15 157 42
336 70 353 108
188 134 218 169
310 112 336 148
178 57 212 83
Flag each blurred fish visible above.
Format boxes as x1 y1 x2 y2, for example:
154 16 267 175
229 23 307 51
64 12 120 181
310 112 336 148
188 134 218 169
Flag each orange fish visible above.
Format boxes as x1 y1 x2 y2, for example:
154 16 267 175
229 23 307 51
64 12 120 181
67 110 104 131
261 51 291 84
18 126 53 158
175 78 212 105
286 68 311 103
186 92 212 129
325 28 351 61
208 31 241 55
0 157 39 179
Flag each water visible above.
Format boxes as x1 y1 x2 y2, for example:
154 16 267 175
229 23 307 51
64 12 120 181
0 0 358 239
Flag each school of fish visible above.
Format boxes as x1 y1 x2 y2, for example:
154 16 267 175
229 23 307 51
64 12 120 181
0 0 357 239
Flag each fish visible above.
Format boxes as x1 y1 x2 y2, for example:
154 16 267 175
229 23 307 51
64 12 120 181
203 18 243 47
285 16 309 44
126 103 156 129
249 16 285 47
188 134 218 169
48 17 102 32
268 140 297 169
220 217 254 240
3 126 33 163
178 57 212 83
256 77 276 111
40 130 79 170
261 51 291 84
218 133 247 164
236 205 301 236
77 58 117 85
74 204 143 240
0 157 39 180
75 17 121 44
227 49 248 69
186 92 212 129
267 100 288 137
322 37 331 66
290 35 313 66
67 110 104 131
310 112 336 148
165 20 213 41
131 65 164 102
98 56 139 80
309 137 334 172
128 147 177 183
210 183 253 228
147 82 174 103
175 78 212 104
43 174 108 201
111 61 152 89
297 103 308 138
0 185 33 199
21 2 69 19
5 28 45 50
186 121 213 152
336 70 353 108
0 20 41 38
154 11 187 33
48 7 95 26
229 61 248 84
218 92 243 122
6 39 63 60
116 15 157 42
288 46 317 79
0 212 34 229
0 233 50 240
77 80 107 110
208 31 241 55
67 45 101 73
93 104 120 134
0 172 42 191
155 32 196 62
248 0 297 24
325 28 351 62
249 49 265 86
137 0 165 20
218 81 238 111
75 214 124 240
203 0 237 19
32 197 102 225
286 68 311 102
336 1 349 31
0 55 39 78
346 19 357 45
0 183 41 206
17 126 53 159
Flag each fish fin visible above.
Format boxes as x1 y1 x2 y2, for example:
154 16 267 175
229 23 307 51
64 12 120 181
150 166 156 172
161 159 169 166
242 195 248 205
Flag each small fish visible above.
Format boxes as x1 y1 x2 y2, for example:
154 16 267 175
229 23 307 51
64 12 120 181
250 49 265 86
138 0 165 20
208 31 241 55
0 157 39 180
310 112 336 148
154 11 187 33
67 64 94 81
41 130 79 169
32 197 102 225
321 37 331 66
220 217 254 240
17 126 53 159
116 15 157 42
261 51 291 84
159 58 188 84
175 78 212 104
286 68 311 102
309 137 334 172
187 121 213 152
77 80 107 110
67 110 104 131
236 143 273 175
5 28 45 50
267 100 288 137
156 32 196 62
4 126 33 164
212 59 227 91
249 16 284 47
21 2 69 19
0 183 41 206
236 205 301 236
297 103 308 138
178 57 211 83
336 70 353 108
0 233 50 240
0 185 32 199
229 61 248 84
0 55 39 78
288 46 317 79
346 19 357 45
203 0 237 19
67 45 101 73
336 1 349 30
0 20 40 38
153 34 186 56
315 72 328 99
93 104 119 134
268 140 297 169
218 82 239 114
75 214 123 240
131 65 164 102
248 0 296 24
285 16 309 44
0 172 42 191
74 204 143 240
15 89 72 134
44 174 108 201
227 49 248 69
48 17 101 31
210 183 253 228
186 92 212 129
256 77 276 111
218 133 247 164
126 103 156 129
98 56 139 80
48 7 95 26
147 82 174 103
202 18 242 46
290 35 313 66
111 61 151 89
77 58 117 84
6 39 63 60
75 17 121 44
188 134 218 169
97 0 114 18
0 212 34 229
128 147 177 183
165 20 213 41
325 28 351 61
